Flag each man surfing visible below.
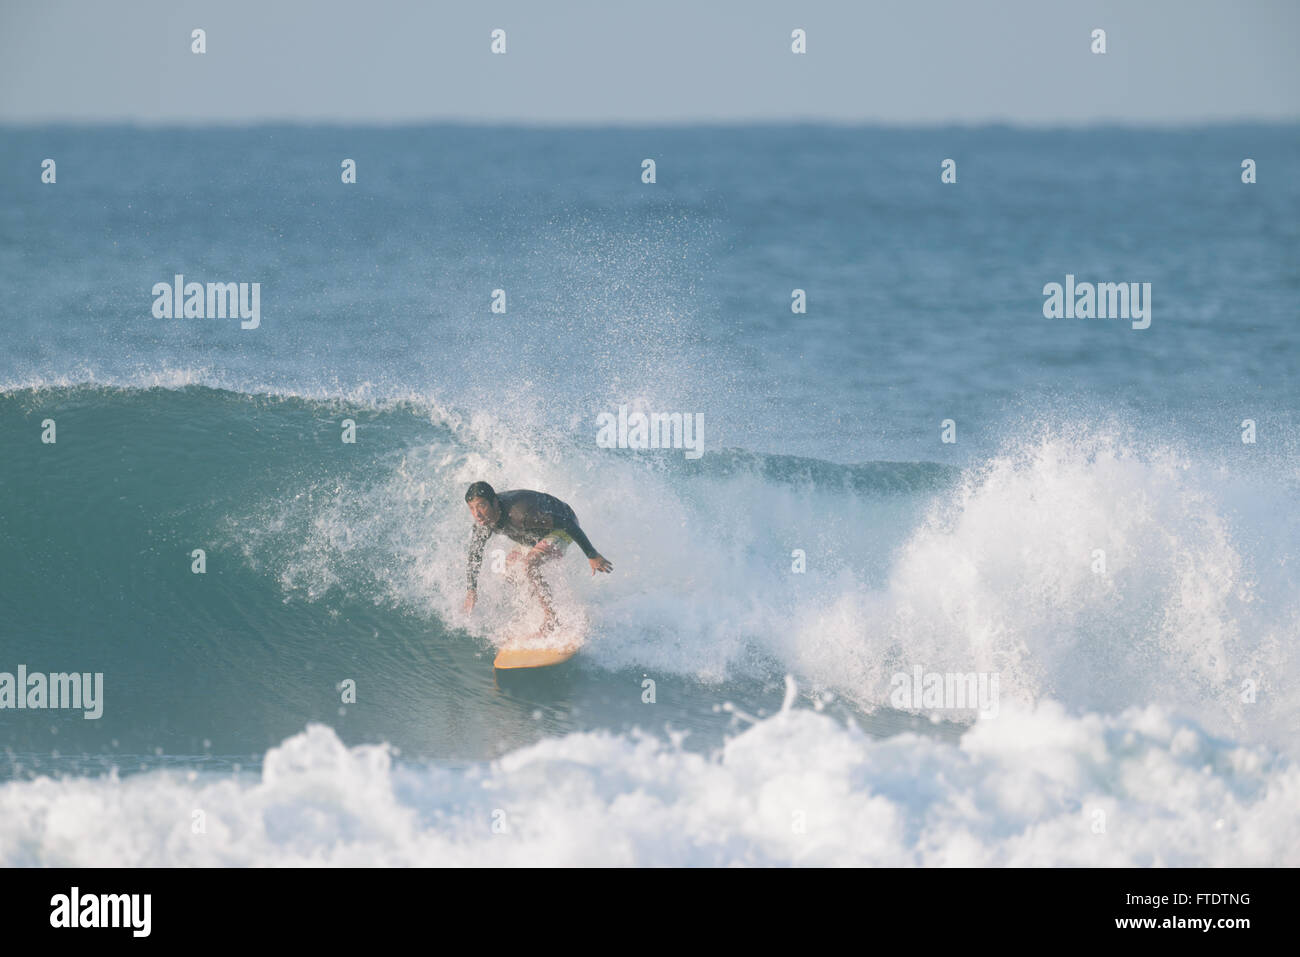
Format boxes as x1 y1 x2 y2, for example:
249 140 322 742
462 481 613 637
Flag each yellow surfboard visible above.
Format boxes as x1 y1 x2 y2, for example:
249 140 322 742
493 632 582 669
492 645 580 669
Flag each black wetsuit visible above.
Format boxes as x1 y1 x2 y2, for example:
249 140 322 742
466 489 599 591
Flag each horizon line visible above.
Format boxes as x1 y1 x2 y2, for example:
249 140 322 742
3 116 1298 132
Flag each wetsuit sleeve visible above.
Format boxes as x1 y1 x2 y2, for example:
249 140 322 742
466 524 491 591
558 511 599 560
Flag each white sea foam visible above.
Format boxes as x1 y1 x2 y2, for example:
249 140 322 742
2 696 1296 867
781 429 1300 752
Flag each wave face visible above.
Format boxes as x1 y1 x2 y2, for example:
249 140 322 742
0 382 954 762
2 382 1297 769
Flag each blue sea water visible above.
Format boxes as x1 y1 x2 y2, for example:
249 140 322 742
0 125 1298 865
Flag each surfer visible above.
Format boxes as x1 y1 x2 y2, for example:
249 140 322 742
462 482 613 636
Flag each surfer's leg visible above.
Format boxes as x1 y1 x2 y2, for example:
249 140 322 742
524 552 560 633
524 533 571 634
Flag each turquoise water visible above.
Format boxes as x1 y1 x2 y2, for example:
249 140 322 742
0 125 1297 864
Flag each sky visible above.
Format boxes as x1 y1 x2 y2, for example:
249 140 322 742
1 0 1297 125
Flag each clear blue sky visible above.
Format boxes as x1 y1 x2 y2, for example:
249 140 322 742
2 0 1296 125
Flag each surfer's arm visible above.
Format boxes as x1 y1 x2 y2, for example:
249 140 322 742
559 517 599 560
556 513 613 574
465 525 491 597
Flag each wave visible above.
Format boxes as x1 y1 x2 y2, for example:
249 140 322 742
2 382 1297 760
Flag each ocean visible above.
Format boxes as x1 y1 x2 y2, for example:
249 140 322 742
1 124 1297 864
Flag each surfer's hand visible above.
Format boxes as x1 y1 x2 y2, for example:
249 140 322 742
589 555 613 575
463 591 476 614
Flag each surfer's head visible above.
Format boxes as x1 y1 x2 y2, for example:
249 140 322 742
465 482 501 525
